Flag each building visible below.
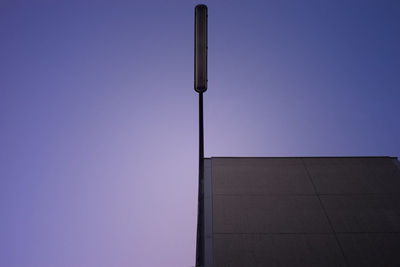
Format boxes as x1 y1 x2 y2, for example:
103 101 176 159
197 156 400 267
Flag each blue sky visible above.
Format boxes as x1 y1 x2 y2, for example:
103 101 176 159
1 1 399 266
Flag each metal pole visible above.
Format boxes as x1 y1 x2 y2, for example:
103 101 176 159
196 92 204 267
194 5 207 266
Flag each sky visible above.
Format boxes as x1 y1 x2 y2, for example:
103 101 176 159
1 0 399 266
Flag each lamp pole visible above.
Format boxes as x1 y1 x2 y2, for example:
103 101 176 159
194 4 207 267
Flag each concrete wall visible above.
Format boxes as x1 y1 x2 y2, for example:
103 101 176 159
207 157 400 267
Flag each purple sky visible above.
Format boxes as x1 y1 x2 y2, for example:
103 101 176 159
1 1 399 266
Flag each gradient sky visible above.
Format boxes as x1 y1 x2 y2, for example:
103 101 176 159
1 0 399 266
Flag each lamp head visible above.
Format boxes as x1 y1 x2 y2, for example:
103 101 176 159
194 4 208 93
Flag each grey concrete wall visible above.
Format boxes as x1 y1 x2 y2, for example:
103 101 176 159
210 157 400 267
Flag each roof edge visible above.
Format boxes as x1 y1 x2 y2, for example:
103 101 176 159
205 156 398 159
